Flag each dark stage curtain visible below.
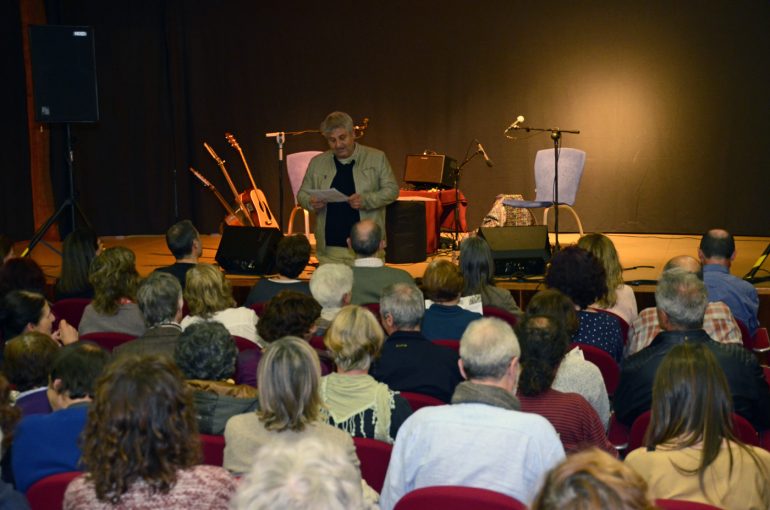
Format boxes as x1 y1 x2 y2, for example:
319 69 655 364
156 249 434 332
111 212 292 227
3 1 770 238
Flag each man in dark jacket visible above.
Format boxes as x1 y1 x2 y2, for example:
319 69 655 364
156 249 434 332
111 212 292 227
614 268 770 430
370 283 462 402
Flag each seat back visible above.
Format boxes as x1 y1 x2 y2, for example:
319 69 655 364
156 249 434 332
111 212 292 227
51 298 91 330
286 151 323 203
655 499 724 510
27 471 82 510
200 434 226 466
533 148 586 205
394 486 527 510
431 339 460 352
573 343 620 396
735 318 752 349
232 335 258 352
399 391 445 412
79 332 136 352
353 437 392 493
482 305 518 328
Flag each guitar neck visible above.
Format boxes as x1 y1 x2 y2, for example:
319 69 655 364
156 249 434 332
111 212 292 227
188 167 238 217
235 146 260 192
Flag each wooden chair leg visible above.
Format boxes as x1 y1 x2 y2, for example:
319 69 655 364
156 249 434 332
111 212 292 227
543 205 584 235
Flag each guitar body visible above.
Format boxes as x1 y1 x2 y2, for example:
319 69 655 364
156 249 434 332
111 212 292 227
248 189 278 228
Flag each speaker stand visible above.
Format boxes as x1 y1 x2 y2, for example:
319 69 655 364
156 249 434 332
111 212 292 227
22 124 92 257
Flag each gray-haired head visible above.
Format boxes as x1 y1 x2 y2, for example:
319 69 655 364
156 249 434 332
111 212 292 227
320 111 354 136
380 282 424 330
310 264 353 308
349 220 382 257
137 271 182 327
460 317 520 381
655 268 708 330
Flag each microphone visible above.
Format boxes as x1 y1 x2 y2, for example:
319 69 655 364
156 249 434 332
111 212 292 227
505 115 525 132
477 142 494 167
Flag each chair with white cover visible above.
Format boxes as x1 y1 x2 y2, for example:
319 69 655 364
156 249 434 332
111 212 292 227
505 148 586 235
286 151 323 236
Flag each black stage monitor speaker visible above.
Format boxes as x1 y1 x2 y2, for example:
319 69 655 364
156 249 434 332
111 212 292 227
386 200 427 264
29 25 99 123
216 226 284 275
478 225 551 277
404 154 457 189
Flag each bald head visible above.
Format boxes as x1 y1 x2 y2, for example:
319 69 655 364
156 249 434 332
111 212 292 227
349 220 382 257
663 255 703 281
699 229 735 265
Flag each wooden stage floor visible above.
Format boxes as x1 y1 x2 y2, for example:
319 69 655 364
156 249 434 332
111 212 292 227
19 232 770 325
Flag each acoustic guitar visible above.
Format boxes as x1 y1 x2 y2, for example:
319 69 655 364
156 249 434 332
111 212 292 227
225 132 278 229
188 166 244 227
202 142 255 227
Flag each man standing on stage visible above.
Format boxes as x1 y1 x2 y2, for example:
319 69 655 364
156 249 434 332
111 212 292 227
298 111 398 265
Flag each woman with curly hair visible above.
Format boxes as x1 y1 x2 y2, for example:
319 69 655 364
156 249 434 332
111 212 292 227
545 246 624 362
78 246 145 337
63 355 236 509
180 264 258 343
625 342 770 508
54 228 102 301
321 305 412 443
577 233 638 324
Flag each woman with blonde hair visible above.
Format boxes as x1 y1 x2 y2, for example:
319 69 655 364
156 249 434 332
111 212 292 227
321 305 412 443
78 246 145 336
180 263 258 343
577 233 637 324
625 342 770 508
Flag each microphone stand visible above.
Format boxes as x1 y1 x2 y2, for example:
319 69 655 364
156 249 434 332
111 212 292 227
451 147 484 251
265 128 320 232
515 124 580 252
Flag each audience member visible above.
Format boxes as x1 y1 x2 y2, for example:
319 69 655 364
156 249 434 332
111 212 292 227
526 289 610 427
175 321 258 434
459 235 521 315
63 355 236 509
699 228 760 334
0 236 14 265
420 259 482 340
154 219 202 288
181 264 258 343
0 374 27 509
231 435 375 510
626 255 742 356
614 268 770 429
532 448 655 510
3 332 58 416
309 263 353 335
321 305 412 443
113 271 183 359
12 342 109 492
379 318 564 509
577 233 638 324
516 314 615 454
370 282 462 402
78 246 146 337
244 234 312 306
0 290 78 351
545 246 624 362
625 343 770 508
54 228 102 300
348 220 413 305
236 290 322 387
0 257 46 299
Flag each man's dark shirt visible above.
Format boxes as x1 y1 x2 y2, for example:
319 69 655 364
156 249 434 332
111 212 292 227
154 262 196 288
370 330 463 403
325 158 360 247
614 328 770 430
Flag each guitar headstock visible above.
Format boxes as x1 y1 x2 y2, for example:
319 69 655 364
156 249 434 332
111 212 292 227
188 166 213 188
225 132 240 151
203 142 224 165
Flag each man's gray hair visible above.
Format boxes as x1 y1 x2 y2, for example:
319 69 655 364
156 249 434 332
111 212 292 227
655 267 708 329
350 221 382 256
137 272 182 327
320 111 354 135
380 283 424 329
231 435 365 510
459 317 520 381
310 263 353 308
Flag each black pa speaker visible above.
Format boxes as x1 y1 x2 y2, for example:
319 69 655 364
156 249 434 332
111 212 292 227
404 154 457 189
215 226 284 275
477 226 551 277
385 200 427 264
29 25 99 123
